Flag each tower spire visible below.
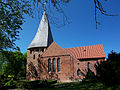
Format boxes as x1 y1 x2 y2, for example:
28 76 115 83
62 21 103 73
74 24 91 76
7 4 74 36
27 11 53 49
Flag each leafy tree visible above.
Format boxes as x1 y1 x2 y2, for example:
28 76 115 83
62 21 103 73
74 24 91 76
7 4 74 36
0 53 5 69
0 0 32 52
1 51 27 79
95 51 120 86
0 0 70 52
85 69 96 80
83 69 98 83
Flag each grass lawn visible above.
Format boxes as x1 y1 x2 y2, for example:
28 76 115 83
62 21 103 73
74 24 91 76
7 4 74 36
35 81 119 90
1 79 120 90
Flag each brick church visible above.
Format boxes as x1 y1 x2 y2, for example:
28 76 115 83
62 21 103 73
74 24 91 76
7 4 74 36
26 11 105 82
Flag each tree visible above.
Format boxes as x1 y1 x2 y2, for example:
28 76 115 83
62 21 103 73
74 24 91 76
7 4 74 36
0 0 32 52
0 0 70 51
95 51 120 86
1 51 27 79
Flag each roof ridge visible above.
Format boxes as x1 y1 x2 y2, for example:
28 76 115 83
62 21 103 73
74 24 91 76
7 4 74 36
64 44 105 59
64 44 103 49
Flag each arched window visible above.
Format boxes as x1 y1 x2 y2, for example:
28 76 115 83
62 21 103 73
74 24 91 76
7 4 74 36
41 48 44 52
39 48 41 52
57 58 61 72
53 58 56 72
77 69 81 76
34 49 36 53
88 62 91 70
48 59 51 72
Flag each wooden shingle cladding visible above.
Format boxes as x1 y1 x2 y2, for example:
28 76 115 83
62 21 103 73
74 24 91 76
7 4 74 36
27 11 53 49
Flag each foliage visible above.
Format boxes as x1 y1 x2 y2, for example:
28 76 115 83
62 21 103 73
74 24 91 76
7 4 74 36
0 0 70 52
95 51 120 86
0 0 32 51
84 69 98 83
5 79 14 86
85 69 96 79
0 51 27 79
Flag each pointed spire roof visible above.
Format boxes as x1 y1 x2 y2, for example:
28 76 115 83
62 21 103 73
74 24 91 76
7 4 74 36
27 11 53 49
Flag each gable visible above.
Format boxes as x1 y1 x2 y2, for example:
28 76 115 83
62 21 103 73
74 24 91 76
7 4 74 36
42 42 69 57
64 44 105 59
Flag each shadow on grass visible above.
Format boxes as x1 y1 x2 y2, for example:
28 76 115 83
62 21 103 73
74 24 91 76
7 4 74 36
1 79 120 90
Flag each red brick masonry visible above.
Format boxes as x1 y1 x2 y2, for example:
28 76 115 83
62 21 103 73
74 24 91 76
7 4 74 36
26 42 105 82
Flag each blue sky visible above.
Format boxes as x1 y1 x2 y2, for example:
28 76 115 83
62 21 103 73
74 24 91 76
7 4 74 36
16 0 120 57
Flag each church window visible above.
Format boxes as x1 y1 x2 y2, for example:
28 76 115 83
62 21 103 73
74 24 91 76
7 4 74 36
48 59 51 72
33 54 35 59
34 49 36 53
41 48 44 52
77 69 81 76
57 58 61 72
39 48 41 52
88 62 91 70
53 58 56 72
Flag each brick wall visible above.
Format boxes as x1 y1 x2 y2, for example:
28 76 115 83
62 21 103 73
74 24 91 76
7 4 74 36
26 42 105 82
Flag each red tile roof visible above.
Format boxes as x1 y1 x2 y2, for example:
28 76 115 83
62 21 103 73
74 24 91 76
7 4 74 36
64 44 105 59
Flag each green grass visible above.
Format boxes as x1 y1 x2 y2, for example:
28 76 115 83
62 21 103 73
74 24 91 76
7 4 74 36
35 81 112 90
36 80 120 90
1 79 120 90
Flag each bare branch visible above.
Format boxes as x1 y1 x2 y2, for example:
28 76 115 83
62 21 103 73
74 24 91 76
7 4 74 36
94 0 117 29
30 0 71 27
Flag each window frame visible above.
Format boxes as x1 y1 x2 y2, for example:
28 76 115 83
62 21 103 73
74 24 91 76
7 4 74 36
88 62 91 70
57 58 61 72
53 58 56 72
77 69 81 76
48 59 51 72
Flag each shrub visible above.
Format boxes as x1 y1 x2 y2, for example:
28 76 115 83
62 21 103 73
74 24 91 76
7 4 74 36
83 69 97 83
95 51 120 86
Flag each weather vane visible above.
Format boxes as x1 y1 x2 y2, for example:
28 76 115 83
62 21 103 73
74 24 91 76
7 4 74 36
43 2 46 11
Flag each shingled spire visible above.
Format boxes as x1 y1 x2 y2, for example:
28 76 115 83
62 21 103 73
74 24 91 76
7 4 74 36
27 11 53 49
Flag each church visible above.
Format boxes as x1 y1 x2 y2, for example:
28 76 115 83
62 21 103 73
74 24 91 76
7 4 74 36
26 11 105 82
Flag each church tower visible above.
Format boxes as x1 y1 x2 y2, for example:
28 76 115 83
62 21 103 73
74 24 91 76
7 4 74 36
27 11 53 50
26 11 53 80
